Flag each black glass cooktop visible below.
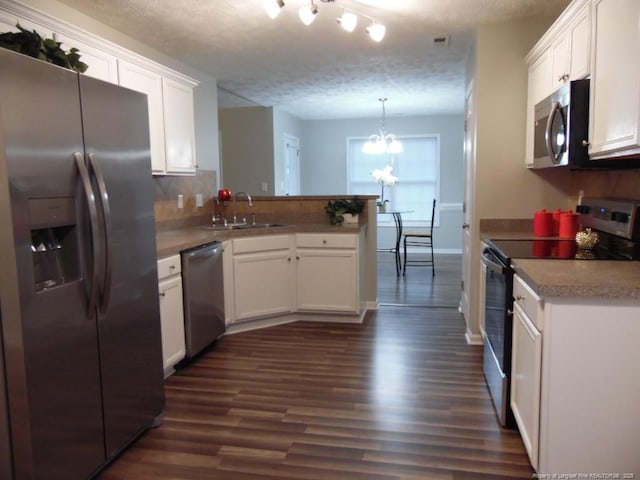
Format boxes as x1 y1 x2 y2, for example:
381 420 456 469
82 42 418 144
488 237 640 261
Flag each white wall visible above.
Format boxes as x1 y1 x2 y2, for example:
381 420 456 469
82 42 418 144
300 115 465 252
218 106 275 194
464 16 571 339
15 0 220 174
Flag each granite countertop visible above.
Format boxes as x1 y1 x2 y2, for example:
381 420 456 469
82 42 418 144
156 223 364 258
512 259 640 300
480 220 640 301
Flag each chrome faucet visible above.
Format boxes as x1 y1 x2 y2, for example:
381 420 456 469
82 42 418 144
233 191 253 224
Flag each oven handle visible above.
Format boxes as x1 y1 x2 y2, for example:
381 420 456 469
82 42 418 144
482 248 508 274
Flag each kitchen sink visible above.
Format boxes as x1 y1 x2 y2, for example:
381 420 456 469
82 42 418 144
234 223 291 229
199 225 235 231
199 223 290 231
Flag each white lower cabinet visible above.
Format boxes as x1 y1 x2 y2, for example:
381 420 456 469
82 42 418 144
512 273 640 475
510 276 542 470
157 255 186 377
296 233 359 313
229 235 295 324
226 232 362 327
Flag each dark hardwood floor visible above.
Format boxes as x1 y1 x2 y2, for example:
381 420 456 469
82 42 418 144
377 252 463 307
98 254 533 479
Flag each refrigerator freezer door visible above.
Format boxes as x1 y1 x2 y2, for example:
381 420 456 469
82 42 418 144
0 50 104 479
78 75 165 456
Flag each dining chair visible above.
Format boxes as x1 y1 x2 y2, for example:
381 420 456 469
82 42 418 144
402 199 435 276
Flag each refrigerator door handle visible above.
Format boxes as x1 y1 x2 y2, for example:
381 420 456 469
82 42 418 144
88 153 113 314
74 152 101 314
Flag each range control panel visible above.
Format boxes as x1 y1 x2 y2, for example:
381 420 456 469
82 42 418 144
577 197 640 240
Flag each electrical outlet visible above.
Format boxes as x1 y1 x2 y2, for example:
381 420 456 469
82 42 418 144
195 193 203 207
261 182 268 192
178 194 184 209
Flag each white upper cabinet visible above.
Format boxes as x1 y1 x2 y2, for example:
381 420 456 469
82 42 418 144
118 60 167 174
525 0 591 166
56 32 119 84
550 2 590 87
162 77 197 174
589 0 640 159
119 61 197 175
0 1 199 176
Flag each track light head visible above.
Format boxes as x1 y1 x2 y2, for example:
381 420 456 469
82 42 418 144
366 22 386 42
337 10 358 33
265 0 387 42
299 3 319 26
263 0 285 19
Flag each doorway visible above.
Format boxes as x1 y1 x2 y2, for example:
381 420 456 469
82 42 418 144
283 133 300 196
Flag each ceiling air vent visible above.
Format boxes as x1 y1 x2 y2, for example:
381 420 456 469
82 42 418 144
432 36 449 47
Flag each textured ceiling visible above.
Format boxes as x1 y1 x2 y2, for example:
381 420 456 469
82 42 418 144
56 0 570 119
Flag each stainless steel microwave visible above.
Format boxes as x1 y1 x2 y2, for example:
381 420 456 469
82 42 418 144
532 79 590 168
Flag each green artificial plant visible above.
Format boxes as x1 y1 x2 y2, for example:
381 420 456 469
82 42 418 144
325 197 365 225
0 23 88 73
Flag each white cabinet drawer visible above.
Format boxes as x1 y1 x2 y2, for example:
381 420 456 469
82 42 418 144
296 233 357 249
513 274 543 331
232 235 291 254
158 254 181 280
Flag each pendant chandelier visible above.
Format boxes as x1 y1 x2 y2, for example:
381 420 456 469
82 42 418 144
362 98 403 155
262 0 387 43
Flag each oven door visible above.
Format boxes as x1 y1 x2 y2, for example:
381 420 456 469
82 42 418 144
482 248 514 427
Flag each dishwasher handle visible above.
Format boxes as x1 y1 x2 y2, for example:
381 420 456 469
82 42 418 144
185 242 224 261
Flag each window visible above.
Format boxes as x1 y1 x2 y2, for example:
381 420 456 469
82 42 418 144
347 135 440 226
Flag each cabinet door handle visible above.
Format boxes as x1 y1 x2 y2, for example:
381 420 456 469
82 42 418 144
581 139 590 147
169 265 176 270
515 295 525 301
322 239 327 244
159 292 166 297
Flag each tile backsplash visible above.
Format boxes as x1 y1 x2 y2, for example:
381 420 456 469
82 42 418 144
154 169 217 230
570 168 640 205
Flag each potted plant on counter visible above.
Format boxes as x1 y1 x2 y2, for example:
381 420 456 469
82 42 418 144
325 197 365 225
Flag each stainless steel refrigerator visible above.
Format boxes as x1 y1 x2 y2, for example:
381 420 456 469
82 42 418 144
0 48 165 479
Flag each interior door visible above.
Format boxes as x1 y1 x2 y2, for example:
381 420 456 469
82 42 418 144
284 134 300 195
460 82 475 324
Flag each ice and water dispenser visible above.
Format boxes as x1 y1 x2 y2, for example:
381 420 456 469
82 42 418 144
29 197 79 292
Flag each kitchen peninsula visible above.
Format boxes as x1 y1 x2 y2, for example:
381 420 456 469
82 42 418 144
156 195 379 340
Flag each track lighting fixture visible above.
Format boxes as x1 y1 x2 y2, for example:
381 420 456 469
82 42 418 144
366 22 386 42
263 0 285 19
299 2 319 26
263 0 387 42
337 9 357 33
363 98 403 155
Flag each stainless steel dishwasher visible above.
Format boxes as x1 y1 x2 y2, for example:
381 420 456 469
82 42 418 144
181 241 225 358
